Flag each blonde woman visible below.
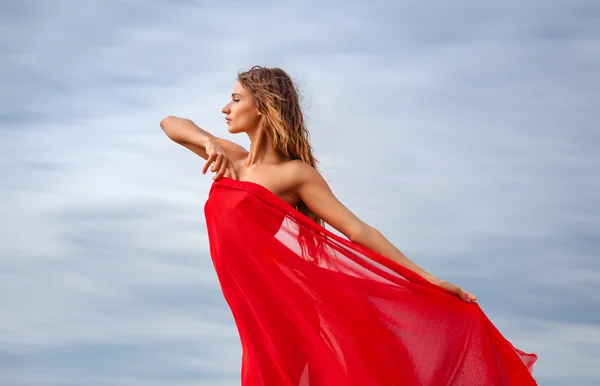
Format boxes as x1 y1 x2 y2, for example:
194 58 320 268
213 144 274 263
160 66 537 385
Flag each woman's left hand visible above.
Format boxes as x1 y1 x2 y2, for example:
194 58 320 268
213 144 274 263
431 279 477 303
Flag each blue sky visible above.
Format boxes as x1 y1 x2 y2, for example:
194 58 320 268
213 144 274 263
1 1 599 385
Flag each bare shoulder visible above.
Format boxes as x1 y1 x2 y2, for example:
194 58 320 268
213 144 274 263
284 159 326 189
283 159 365 239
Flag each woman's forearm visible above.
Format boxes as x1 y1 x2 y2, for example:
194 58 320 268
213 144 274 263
160 116 214 147
352 225 439 283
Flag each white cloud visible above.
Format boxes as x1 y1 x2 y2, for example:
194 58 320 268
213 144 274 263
1 0 598 385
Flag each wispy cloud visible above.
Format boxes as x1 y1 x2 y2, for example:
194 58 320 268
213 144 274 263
1 0 598 385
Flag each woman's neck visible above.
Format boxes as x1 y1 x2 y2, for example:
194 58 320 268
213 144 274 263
245 130 285 166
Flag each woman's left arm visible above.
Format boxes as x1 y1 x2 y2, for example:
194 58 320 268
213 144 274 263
295 164 476 303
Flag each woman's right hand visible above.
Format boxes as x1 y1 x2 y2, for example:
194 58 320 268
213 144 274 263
202 139 239 181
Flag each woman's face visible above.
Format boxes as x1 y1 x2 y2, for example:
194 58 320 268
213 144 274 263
222 81 262 134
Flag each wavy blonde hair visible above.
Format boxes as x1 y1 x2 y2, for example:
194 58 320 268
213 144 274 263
238 66 322 226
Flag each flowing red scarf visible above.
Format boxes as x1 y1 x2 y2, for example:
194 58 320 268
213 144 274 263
204 177 538 385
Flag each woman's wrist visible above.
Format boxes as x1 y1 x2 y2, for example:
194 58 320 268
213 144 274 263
201 135 216 147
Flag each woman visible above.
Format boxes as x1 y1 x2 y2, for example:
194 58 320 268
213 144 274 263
160 66 537 385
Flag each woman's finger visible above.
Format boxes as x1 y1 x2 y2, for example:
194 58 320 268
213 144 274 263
214 162 227 180
202 154 217 174
214 158 229 180
461 289 475 303
229 163 238 180
211 154 224 172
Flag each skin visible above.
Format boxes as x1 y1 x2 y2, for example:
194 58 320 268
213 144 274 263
160 81 477 303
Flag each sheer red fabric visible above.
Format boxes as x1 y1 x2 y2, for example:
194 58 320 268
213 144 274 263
204 177 538 385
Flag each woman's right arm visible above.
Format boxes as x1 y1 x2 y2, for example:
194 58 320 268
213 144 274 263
160 116 248 160
160 116 246 179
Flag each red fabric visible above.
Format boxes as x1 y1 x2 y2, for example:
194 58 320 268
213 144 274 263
204 177 538 386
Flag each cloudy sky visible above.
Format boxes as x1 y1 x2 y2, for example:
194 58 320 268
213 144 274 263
1 0 599 385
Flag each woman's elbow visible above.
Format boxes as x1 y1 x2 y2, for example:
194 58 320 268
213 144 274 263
347 222 374 244
160 116 183 140
160 115 174 127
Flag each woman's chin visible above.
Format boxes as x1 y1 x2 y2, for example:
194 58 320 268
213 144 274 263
227 126 245 134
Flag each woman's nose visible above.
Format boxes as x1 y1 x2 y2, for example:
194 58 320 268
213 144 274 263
222 104 230 114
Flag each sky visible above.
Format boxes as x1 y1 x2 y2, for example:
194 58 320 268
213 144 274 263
1 0 599 385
